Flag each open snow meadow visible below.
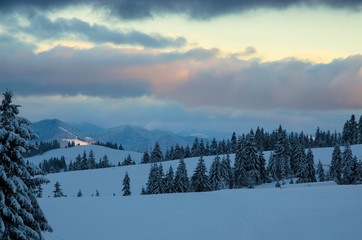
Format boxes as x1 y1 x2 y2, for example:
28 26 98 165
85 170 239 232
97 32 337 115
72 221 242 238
28 145 362 240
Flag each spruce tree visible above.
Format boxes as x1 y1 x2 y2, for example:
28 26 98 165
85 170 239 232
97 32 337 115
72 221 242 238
209 156 224 190
146 164 159 194
305 148 317 183
122 172 131 196
341 144 356 184
231 132 238 153
74 154 82 170
53 181 66 197
329 145 342 183
191 138 199 157
243 132 259 188
316 160 325 182
191 157 211 192
77 190 83 197
358 115 362 144
81 150 88 170
87 150 96 169
151 142 163 162
174 159 189 192
164 166 175 193
141 151 150 164
221 154 233 189
0 91 52 239
234 141 247 187
95 189 100 197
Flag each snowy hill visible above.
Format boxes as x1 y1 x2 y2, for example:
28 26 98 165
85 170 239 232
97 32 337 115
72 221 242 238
34 144 362 239
92 124 197 152
31 119 95 147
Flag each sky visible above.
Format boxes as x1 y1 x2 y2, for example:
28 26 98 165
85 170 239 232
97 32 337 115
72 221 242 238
0 0 362 136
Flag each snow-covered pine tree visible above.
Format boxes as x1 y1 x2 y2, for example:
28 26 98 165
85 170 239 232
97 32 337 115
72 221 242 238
221 154 233 189
95 189 100 197
329 144 342 183
141 151 150 164
164 166 175 193
273 128 291 184
151 142 163 162
231 132 238 153
145 164 158 194
87 150 96 169
257 150 267 184
184 145 191 158
74 154 82 170
341 144 356 184
316 160 325 182
210 138 218 155
77 190 83 197
191 138 199 157
0 91 52 239
81 150 88 170
243 132 259 188
358 115 362 144
53 181 66 197
209 155 224 191
174 159 189 193
157 164 165 194
305 148 317 183
191 157 211 192
68 161 74 171
234 141 247 188
141 186 146 195
122 172 131 196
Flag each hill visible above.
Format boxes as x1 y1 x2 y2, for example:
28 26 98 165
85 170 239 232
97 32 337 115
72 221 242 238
31 144 362 239
30 119 95 147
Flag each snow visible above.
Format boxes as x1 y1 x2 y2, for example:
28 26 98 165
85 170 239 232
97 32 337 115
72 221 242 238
31 144 362 240
39 183 362 240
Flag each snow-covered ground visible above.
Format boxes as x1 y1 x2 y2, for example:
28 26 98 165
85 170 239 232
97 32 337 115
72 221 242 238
29 144 362 240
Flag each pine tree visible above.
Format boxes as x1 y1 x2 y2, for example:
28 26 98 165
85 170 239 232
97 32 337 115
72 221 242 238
358 115 362 144
150 142 163 162
141 151 150 164
0 91 52 239
174 159 189 192
234 141 247 187
231 132 238 153
81 150 88 170
341 144 355 184
95 189 100 197
329 145 342 183
77 190 83 197
74 154 82 170
256 150 267 184
53 181 66 197
145 164 159 194
191 157 211 192
87 150 96 169
221 154 233 189
243 132 259 188
305 148 317 183
164 166 175 193
273 129 291 183
209 156 224 190
122 172 131 196
316 160 325 182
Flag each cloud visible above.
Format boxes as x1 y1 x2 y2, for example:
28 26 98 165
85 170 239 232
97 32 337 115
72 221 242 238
0 36 361 111
1 0 361 20
6 14 186 49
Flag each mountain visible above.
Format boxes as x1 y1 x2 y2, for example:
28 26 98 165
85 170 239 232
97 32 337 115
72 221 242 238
92 125 197 152
30 119 95 147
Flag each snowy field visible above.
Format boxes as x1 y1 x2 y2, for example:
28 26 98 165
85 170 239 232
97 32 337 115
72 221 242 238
39 182 362 240
28 144 362 240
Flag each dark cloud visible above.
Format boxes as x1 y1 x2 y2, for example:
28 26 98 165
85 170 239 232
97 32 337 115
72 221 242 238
1 0 361 19
9 14 186 49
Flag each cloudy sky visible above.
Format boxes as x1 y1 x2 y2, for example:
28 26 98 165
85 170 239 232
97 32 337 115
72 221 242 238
1 0 361 135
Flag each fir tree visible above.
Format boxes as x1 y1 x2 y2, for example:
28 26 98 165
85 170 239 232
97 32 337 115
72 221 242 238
174 159 189 193
122 172 131 196
341 144 356 184
305 148 317 183
329 145 342 183
191 138 200 157
87 150 96 169
95 189 100 197
316 160 325 182
74 154 82 170
150 142 163 162
0 91 52 239
141 186 147 195
257 150 267 184
209 156 224 190
243 132 259 188
191 157 211 192
234 141 247 187
53 181 66 197
141 151 150 164
81 150 88 170
77 190 83 197
358 115 362 144
221 154 233 189
164 166 175 193
231 132 238 153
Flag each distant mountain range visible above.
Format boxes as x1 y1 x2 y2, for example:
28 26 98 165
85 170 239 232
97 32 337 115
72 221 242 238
30 119 198 152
